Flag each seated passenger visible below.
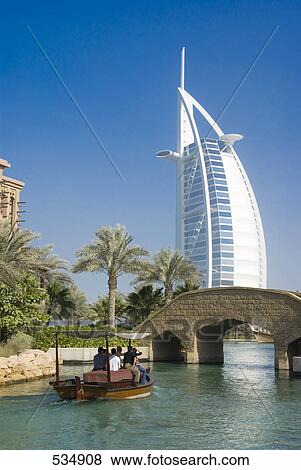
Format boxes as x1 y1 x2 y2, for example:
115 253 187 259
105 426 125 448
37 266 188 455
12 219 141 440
92 347 106 371
109 348 121 371
123 346 140 384
116 345 123 358
134 356 147 385
133 347 142 359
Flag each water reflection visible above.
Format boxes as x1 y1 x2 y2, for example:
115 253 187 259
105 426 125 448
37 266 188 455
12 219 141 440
0 343 300 449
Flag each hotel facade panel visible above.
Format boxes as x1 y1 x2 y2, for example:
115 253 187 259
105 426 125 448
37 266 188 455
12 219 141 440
156 48 266 289
0 158 25 226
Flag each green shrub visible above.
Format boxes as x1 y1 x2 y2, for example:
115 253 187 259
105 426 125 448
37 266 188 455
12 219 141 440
0 277 49 342
32 327 140 351
0 332 33 357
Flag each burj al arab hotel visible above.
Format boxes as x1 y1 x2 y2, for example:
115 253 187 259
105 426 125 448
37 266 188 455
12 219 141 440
156 48 267 289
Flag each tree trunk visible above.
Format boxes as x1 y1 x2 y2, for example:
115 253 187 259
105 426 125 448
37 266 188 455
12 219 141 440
165 285 173 304
40 274 45 289
108 276 117 329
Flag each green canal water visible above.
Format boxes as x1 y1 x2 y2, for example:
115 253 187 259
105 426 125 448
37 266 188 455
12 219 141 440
0 343 300 450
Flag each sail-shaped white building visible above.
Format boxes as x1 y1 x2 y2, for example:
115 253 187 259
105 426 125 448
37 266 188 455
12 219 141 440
156 48 267 288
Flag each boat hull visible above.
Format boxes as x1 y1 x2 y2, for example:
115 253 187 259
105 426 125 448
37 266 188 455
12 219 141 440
52 379 154 401
254 332 274 343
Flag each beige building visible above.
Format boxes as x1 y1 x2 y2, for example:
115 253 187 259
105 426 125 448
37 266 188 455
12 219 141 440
0 158 25 226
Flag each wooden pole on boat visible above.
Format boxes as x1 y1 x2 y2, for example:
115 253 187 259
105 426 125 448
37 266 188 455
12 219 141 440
55 330 60 385
105 333 111 382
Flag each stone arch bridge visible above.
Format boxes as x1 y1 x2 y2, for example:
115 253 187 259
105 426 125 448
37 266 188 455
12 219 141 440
139 287 301 370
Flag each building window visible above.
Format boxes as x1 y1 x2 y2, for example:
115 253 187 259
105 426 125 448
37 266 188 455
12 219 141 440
218 211 231 217
215 185 228 191
221 273 234 280
213 173 226 179
211 161 224 167
221 266 234 272
220 252 234 258
220 259 234 266
206 155 216 161
221 238 233 244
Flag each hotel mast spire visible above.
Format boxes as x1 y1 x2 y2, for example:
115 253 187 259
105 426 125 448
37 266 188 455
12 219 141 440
180 46 185 90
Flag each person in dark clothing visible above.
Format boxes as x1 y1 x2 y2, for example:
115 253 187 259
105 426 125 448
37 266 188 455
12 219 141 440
116 345 123 358
123 346 142 383
123 346 142 366
92 347 106 371
133 347 142 358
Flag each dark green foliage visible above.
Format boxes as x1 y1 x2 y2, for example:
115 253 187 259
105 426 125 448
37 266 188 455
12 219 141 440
32 327 139 351
0 276 49 342
125 285 164 325
46 281 97 322
91 293 127 324
173 281 200 297
46 281 76 319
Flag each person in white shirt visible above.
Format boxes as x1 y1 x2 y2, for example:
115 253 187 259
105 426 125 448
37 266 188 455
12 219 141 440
109 348 121 371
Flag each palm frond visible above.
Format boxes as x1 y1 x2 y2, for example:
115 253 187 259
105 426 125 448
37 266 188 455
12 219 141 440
133 248 203 302
0 221 71 287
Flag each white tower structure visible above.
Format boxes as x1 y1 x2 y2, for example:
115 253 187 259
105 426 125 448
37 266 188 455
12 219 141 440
156 48 267 288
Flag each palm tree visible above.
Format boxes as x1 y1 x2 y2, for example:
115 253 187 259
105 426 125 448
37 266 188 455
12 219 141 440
125 285 164 326
46 281 76 321
68 285 93 321
92 292 127 325
173 280 201 297
134 248 202 303
0 221 70 287
72 225 148 328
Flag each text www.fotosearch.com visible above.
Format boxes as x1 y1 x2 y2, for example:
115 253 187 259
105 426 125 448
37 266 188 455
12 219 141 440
110 453 250 466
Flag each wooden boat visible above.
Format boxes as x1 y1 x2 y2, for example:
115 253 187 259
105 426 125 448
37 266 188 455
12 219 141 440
50 331 154 401
51 373 154 401
253 331 274 343
250 325 274 343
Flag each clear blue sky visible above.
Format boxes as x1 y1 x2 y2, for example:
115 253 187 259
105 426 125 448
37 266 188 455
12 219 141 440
0 0 300 300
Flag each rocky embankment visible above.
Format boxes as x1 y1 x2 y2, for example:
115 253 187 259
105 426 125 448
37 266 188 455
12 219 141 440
0 349 55 386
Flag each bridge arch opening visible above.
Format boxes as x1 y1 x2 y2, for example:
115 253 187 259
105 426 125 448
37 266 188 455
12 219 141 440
287 337 301 369
152 331 184 362
196 319 245 364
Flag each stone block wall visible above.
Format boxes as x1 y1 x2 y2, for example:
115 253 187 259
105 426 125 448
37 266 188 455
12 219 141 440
0 349 55 386
140 287 301 369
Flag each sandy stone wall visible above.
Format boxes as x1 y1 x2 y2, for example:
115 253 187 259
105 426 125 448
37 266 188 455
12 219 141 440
140 287 301 369
0 349 55 386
